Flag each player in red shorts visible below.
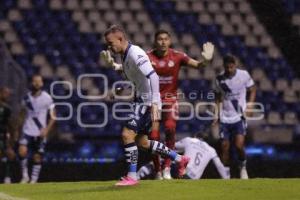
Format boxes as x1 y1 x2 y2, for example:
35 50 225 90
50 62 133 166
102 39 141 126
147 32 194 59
147 30 214 179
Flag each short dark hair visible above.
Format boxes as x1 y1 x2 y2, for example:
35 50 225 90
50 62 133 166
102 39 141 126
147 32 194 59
31 74 42 81
192 131 208 140
154 29 171 40
104 24 126 38
223 54 236 65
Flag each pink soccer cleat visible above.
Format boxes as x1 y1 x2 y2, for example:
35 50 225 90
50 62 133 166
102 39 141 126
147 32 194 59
178 156 190 178
115 176 139 186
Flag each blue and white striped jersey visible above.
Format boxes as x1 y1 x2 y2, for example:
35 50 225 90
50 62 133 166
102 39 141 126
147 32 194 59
215 69 254 124
22 91 54 136
122 44 161 106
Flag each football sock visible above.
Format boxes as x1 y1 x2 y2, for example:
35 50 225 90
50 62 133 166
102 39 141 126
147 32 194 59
165 129 176 168
150 130 161 173
20 158 29 179
124 143 138 180
238 159 247 168
31 163 42 183
149 140 181 162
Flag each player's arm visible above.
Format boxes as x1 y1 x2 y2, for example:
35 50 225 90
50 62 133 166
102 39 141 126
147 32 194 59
137 55 161 122
215 91 222 120
244 85 256 117
147 71 161 122
247 85 256 106
100 50 123 71
7 118 18 144
186 58 209 68
245 72 256 116
41 104 56 138
212 156 230 179
6 108 15 145
248 86 256 102
186 42 214 68
212 80 223 126
16 101 27 140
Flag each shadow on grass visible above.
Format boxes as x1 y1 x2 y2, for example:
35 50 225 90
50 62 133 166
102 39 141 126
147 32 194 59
58 185 137 194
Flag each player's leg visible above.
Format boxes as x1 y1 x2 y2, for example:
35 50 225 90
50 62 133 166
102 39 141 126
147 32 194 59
30 137 46 184
30 153 42 184
115 127 139 186
235 134 246 164
235 134 248 179
220 139 230 166
115 102 149 186
219 123 231 175
0 148 5 182
122 127 138 180
19 143 29 183
162 100 177 179
19 134 30 183
234 120 248 179
116 102 188 186
0 137 12 183
137 135 189 178
4 146 16 183
149 121 162 179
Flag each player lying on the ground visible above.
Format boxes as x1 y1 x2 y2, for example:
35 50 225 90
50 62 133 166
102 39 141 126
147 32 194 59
213 55 256 179
101 25 190 186
147 30 214 180
18 75 56 184
0 87 16 184
137 133 230 180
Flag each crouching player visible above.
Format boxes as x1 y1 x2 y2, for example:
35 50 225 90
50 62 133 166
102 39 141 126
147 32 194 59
137 133 230 180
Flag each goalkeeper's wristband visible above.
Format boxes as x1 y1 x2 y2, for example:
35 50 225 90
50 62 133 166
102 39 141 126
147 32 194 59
113 63 122 71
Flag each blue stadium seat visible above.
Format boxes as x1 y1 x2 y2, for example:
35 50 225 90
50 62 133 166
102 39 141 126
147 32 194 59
2 0 298 140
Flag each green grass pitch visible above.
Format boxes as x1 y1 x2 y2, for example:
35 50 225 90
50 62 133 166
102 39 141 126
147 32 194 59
0 179 299 200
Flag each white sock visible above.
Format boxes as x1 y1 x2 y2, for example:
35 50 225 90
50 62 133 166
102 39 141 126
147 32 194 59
239 160 247 168
150 140 181 162
124 143 138 181
21 158 29 178
128 172 137 180
31 164 42 182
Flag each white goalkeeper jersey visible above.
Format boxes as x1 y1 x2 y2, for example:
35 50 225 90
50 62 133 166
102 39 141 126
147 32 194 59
122 44 161 106
22 91 54 137
175 137 219 179
215 69 254 124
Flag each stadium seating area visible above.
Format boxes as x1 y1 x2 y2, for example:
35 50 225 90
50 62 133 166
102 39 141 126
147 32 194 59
0 0 299 150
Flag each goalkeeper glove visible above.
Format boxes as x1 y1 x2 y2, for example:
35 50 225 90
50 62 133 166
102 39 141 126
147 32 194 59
100 50 122 70
201 42 214 61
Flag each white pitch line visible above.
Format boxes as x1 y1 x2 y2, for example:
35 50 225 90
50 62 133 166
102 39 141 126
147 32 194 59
0 192 28 200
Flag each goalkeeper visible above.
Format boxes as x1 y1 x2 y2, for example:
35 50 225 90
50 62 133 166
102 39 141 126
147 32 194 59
146 30 215 179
